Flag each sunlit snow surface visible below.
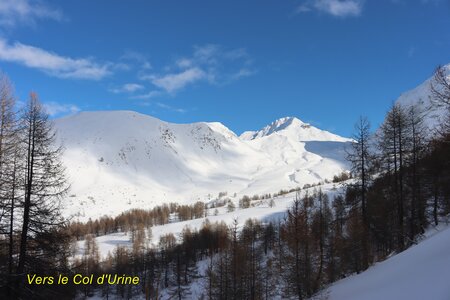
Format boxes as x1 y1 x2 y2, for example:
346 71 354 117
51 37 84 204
76 183 345 260
322 225 450 300
395 64 450 130
55 112 351 221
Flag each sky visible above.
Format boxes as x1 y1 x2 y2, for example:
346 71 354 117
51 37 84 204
0 0 449 137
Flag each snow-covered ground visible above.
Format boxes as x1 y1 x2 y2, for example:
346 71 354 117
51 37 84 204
76 183 343 300
75 182 344 260
320 224 450 300
76 185 450 300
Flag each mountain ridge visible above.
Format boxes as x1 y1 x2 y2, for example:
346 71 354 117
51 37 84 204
55 111 351 220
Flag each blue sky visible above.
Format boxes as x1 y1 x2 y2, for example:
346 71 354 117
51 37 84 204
0 0 449 136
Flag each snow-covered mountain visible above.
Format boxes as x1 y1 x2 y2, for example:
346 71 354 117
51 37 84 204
240 116 348 142
55 112 352 220
395 63 449 129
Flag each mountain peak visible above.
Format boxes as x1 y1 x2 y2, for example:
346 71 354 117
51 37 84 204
240 116 350 142
272 116 303 126
261 116 307 135
240 117 303 140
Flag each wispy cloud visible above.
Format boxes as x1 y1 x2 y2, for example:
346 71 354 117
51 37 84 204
296 4 313 13
131 91 162 100
150 67 207 94
109 83 144 94
230 68 256 81
156 102 187 113
120 50 152 70
296 0 364 18
43 101 80 117
0 0 64 27
0 38 113 80
176 58 193 69
139 44 255 94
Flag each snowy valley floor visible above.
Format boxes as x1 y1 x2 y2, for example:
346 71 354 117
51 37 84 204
75 182 344 259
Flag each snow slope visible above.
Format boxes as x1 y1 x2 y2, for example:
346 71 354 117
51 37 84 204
76 182 344 259
55 112 352 220
395 63 449 129
322 225 450 300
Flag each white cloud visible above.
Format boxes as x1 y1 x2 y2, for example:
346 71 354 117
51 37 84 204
150 67 207 93
131 91 161 100
156 102 187 113
112 62 131 72
231 68 256 80
43 101 80 117
120 50 152 70
297 0 364 18
193 44 220 64
121 83 144 92
176 58 193 68
224 48 250 60
0 0 64 27
0 38 112 80
109 83 144 94
139 44 254 95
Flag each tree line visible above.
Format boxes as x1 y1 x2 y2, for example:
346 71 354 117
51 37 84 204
67 201 207 241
